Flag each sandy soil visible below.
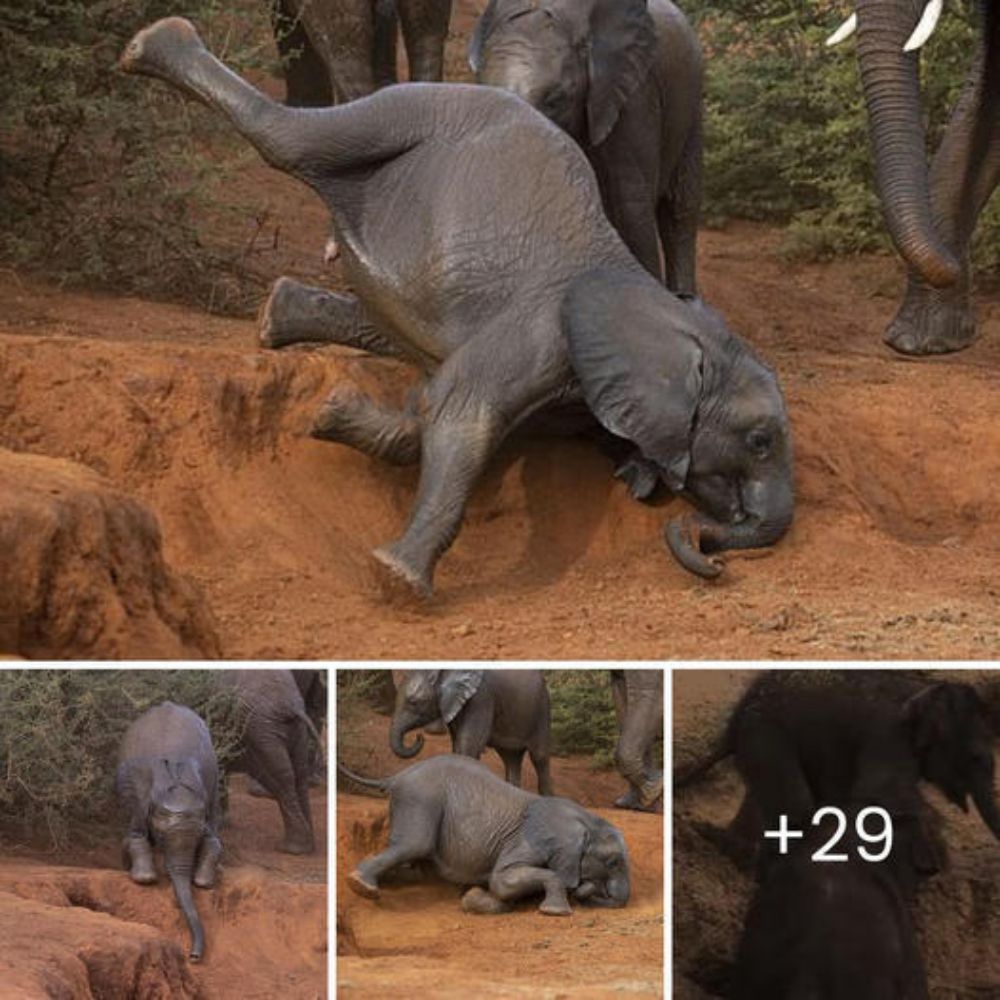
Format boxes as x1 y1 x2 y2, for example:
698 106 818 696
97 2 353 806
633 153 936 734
0 775 327 998
1 0 998 659
336 703 663 998
673 669 1000 999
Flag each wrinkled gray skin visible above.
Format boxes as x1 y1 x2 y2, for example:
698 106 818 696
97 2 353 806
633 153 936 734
341 755 629 914
391 670 553 795
120 18 794 595
470 0 702 294
273 0 452 106
116 701 222 963
678 672 1000 888
733 807 929 1000
222 669 319 854
849 0 1000 354
610 669 663 812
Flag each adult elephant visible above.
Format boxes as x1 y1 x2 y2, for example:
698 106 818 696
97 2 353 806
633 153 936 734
121 19 794 595
341 755 630 914
272 0 452 106
221 669 320 854
829 0 1000 355
470 0 703 295
116 702 222 962
610 669 663 812
391 669 554 794
678 671 1000 884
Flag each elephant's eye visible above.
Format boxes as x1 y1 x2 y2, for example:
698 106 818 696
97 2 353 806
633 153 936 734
746 427 773 456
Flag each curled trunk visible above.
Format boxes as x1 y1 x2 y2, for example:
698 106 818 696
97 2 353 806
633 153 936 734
390 716 425 758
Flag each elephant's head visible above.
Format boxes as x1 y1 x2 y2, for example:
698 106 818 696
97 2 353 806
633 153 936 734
563 270 794 579
149 760 210 961
390 670 485 757
574 819 631 907
825 1 963 288
469 0 656 146
903 683 1000 839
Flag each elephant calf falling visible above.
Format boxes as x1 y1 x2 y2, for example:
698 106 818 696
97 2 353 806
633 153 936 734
121 18 794 597
340 755 630 914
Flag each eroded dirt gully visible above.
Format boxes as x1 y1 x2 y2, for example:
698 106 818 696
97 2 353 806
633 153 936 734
0 776 327 999
337 709 663 998
2 217 998 658
673 670 1000 999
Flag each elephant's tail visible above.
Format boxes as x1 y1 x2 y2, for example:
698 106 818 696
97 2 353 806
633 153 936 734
299 711 324 754
673 737 731 790
337 761 390 795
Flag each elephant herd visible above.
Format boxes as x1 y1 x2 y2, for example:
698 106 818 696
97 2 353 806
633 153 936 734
116 668 325 961
341 668 663 915
676 671 1000 997
118 1 998 599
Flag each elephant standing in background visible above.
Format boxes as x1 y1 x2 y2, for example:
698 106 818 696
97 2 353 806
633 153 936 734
341 755 630 913
122 19 794 595
272 0 453 106
470 0 703 295
116 702 222 963
610 670 663 812
222 669 319 854
391 669 554 794
828 1 1000 355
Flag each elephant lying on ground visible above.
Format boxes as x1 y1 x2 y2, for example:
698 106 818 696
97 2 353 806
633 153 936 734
677 671 1000 883
390 669 553 794
116 702 222 962
733 806 929 1000
122 18 794 595
340 755 630 914
272 0 453 107
470 0 703 295
611 669 663 811
222 669 321 854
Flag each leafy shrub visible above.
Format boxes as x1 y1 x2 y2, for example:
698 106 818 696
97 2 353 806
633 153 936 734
0 0 276 310
0 670 246 850
689 0 1000 272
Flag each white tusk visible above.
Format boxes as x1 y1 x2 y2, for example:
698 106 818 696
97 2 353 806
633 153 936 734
825 13 857 47
904 0 943 52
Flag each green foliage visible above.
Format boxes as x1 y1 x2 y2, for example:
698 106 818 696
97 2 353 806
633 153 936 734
0 0 274 309
0 670 246 850
547 670 620 768
688 0 1000 271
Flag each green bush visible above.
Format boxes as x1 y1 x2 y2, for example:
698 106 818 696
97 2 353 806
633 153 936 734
0 0 275 310
0 670 246 850
689 0 1000 271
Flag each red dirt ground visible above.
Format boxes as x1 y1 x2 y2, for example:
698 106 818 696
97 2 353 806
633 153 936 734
337 704 663 999
0 775 327 999
1 0 997 659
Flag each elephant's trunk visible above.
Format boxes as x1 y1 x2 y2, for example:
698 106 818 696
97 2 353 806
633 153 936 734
664 475 794 579
390 716 425 758
583 875 630 908
168 864 205 962
971 780 1000 840
854 1 960 287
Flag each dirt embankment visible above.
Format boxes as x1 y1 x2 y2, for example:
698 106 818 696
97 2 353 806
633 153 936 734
337 707 663 999
673 670 1000 999
0 776 327 999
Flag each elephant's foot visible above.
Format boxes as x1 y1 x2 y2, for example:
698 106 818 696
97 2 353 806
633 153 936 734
614 777 663 812
258 275 358 350
311 386 421 466
347 869 380 900
614 453 663 503
883 280 978 356
461 886 512 915
371 545 433 603
125 836 157 884
280 832 316 855
246 776 272 799
539 894 572 917
193 835 221 889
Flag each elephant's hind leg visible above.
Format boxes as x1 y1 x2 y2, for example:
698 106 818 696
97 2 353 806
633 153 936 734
311 385 421 465
350 798 439 898
529 748 554 796
497 747 524 788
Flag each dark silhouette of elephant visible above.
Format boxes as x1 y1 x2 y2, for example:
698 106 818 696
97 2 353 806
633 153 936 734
390 669 553 794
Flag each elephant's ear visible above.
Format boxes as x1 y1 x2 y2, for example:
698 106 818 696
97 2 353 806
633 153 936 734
469 0 500 73
902 684 964 754
438 671 485 724
548 818 588 889
586 0 657 146
562 268 703 492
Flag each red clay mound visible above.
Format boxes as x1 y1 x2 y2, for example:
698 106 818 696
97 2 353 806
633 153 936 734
0 448 219 658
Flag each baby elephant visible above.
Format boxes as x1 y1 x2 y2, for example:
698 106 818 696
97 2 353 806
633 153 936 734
341 755 629 915
116 701 222 962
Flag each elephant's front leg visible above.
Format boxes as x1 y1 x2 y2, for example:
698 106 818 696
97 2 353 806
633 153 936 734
193 832 222 889
885 47 1000 355
487 864 572 916
124 833 157 884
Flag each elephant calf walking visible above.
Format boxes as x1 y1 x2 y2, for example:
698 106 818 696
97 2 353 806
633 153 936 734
116 702 222 962
341 755 630 915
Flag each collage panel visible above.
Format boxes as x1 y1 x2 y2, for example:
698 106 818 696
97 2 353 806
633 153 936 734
0 668 327 998
336 668 664 998
673 667 1000 999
